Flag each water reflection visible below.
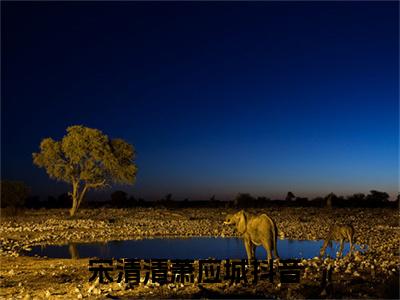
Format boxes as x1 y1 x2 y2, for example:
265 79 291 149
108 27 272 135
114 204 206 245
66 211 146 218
68 243 79 259
28 237 363 259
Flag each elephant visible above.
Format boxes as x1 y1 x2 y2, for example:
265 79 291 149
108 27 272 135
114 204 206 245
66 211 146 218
223 210 280 261
319 224 354 258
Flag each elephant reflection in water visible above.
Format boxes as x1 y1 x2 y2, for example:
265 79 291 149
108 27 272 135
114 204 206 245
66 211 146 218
223 210 279 261
68 243 79 259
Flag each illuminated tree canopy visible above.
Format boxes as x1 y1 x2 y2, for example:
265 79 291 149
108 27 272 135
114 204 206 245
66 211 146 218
33 125 137 216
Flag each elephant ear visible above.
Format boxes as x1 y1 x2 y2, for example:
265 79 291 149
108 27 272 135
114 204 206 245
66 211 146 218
237 210 247 234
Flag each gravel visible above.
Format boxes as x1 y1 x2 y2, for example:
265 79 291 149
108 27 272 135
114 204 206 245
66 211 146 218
0 207 398 299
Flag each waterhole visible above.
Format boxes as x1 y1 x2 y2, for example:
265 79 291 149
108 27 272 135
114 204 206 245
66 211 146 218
26 237 363 259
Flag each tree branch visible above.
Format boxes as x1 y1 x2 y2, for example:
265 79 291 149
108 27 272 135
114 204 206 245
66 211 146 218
77 184 88 208
86 179 107 189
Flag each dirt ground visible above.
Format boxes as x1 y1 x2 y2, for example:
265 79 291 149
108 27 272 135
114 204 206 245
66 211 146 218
0 207 399 299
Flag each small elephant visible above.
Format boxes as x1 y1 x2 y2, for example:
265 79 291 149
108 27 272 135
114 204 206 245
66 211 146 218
319 224 354 258
223 210 280 261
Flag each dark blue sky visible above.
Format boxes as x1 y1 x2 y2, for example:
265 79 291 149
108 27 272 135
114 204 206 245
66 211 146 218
2 2 398 200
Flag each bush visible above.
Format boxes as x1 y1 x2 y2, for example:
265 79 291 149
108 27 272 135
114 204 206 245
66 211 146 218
1 181 29 214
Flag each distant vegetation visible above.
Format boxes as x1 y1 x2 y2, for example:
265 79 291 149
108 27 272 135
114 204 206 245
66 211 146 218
2 124 398 213
1 180 30 213
3 185 398 211
32 125 137 216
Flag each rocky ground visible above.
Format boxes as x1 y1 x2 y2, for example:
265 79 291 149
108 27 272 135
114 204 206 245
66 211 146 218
0 207 399 299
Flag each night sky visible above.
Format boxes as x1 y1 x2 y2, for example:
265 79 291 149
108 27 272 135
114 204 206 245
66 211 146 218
2 2 398 200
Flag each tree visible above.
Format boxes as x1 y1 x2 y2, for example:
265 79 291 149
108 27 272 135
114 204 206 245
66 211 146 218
1 180 29 209
234 193 255 208
325 193 335 209
346 193 365 207
285 192 295 202
111 190 128 207
25 195 41 209
295 197 309 206
348 193 365 201
33 125 137 216
365 190 389 207
163 193 173 202
256 196 271 208
127 196 138 208
57 192 72 208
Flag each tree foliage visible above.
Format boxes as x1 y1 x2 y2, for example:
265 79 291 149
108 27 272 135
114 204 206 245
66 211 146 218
366 190 389 204
234 193 255 207
33 125 137 216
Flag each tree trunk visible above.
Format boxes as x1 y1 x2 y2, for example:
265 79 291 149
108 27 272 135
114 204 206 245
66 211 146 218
69 182 89 217
69 180 105 217
69 195 79 217
77 185 88 210
69 181 79 217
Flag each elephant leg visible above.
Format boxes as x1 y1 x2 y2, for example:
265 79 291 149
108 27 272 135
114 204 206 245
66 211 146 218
273 239 280 260
338 239 344 258
348 241 353 256
244 237 253 261
348 234 354 255
262 240 273 261
319 247 325 258
251 244 256 261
